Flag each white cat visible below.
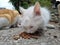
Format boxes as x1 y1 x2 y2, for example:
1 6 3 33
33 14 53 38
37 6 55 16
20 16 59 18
19 2 51 33
0 0 15 10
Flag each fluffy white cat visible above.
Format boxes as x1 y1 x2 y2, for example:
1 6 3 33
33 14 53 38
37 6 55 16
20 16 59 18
19 2 51 33
0 0 15 10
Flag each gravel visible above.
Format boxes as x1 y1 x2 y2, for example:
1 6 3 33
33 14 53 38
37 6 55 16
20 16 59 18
0 25 60 45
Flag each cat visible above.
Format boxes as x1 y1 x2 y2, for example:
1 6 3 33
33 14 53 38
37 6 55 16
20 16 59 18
0 9 20 28
19 2 51 33
0 0 15 10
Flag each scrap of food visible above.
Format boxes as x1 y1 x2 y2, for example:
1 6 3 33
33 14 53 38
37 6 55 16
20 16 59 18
13 30 42 40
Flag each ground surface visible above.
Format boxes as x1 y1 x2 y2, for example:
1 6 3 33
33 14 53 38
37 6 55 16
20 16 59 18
0 25 60 45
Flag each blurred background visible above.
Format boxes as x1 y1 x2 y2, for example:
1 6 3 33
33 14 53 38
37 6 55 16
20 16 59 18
0 0 60 24
10 0 60 24
10 0 52 10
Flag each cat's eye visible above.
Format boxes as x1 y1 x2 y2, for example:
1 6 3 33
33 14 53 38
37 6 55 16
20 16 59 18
29 26 33 28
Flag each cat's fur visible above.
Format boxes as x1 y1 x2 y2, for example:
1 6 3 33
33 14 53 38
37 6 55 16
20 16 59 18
0 0 15 10
19 2 51 33
0 9 20 28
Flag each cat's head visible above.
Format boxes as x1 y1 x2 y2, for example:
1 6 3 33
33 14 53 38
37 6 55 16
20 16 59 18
19 2 42 33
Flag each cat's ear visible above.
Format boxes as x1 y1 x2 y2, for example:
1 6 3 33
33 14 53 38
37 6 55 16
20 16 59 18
19 7 26 14
34 2 40 15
